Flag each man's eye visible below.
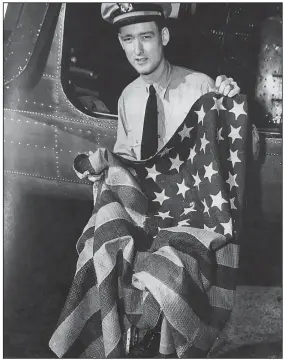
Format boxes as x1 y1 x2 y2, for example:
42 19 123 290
123 37 132 43
142 35 152 40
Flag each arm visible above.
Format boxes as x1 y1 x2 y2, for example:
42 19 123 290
203 74 240 98
113 94 136 159
214 75 240 97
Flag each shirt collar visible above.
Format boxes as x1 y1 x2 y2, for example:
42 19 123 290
143 61 172 99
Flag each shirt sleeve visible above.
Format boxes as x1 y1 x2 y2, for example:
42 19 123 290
201 75 215 94
113 94 136 159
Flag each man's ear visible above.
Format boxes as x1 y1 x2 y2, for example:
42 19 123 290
161 27 170 46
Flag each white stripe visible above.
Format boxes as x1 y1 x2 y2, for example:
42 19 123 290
125 207 145 228
216 243 239 268
49 285 99 357
163 227 227 250
95 202 133 231
154 246 184 268
107 166 146 197
93 236 133 285
208 286 235 310
154 246 208 292
76 237 94 274
132 271 200 342
102 302 122 357
95 200 145 230
123 237 134 264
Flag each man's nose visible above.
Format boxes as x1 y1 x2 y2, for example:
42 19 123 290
133 39 143 55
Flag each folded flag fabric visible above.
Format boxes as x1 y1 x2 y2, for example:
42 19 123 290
49 92 249 358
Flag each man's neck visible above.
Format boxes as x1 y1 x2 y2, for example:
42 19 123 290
141 58 167 85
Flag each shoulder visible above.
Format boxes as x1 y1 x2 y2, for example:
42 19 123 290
119 76 144 103
171 65 215 90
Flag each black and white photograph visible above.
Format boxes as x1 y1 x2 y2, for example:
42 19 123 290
3 2 282 358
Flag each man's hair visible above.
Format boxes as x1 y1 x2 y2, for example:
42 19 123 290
117 17 166 33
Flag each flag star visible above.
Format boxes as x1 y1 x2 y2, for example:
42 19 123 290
229 100 247 120
182 203 196 215
211 97 226 114
216 97 227 111
201 199 210 214
200 133 209 153
220 218 233 235
226 172 239 190
188 144 197 163
230 197 237 210
153 189 169 206
228 125 242 144
210 191 228 211
217 128 224 142
203 162 218 182
177 179 190 198
228 149 241 168
204 224 217 232
159 147 173 157
178 219 190 227
178 124 194 141
145 164 161 182
192 171 202 190
195 105 206 124
169 153 184 172
155 211 173 220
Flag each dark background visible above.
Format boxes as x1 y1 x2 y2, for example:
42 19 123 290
62 3 282 127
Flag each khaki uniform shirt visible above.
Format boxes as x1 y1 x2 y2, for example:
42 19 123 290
114 61 215 160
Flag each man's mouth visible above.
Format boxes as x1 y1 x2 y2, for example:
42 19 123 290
135 58 148 65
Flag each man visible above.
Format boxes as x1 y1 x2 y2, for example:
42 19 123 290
48 5 251 359
101 3 241 162
100 3 244 358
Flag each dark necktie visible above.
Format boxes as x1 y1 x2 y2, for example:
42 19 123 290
141 85 158 159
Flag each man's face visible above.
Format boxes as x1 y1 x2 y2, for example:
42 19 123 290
118 21 169 75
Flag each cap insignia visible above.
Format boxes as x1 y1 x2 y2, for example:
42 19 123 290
118 3 134 13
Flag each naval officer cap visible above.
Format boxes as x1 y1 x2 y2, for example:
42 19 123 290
101 3 172 27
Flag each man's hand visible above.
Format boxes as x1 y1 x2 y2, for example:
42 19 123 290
214 75 240 97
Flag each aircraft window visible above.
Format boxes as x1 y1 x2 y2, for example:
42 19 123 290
62 3 282 133
61 3 137 118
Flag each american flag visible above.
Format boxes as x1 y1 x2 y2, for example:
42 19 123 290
49 92 248 358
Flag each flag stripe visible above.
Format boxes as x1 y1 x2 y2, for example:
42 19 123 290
76 226 95 254
50 93 248 358
76 237 94 274
216 243 239 268
102 302 122 357
49 284 99 357
133 271 202 341
65 311 103 358
93 218 148 253
164 226 227 250
58 259 97 324
208 285 235 310
79 336 105 359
